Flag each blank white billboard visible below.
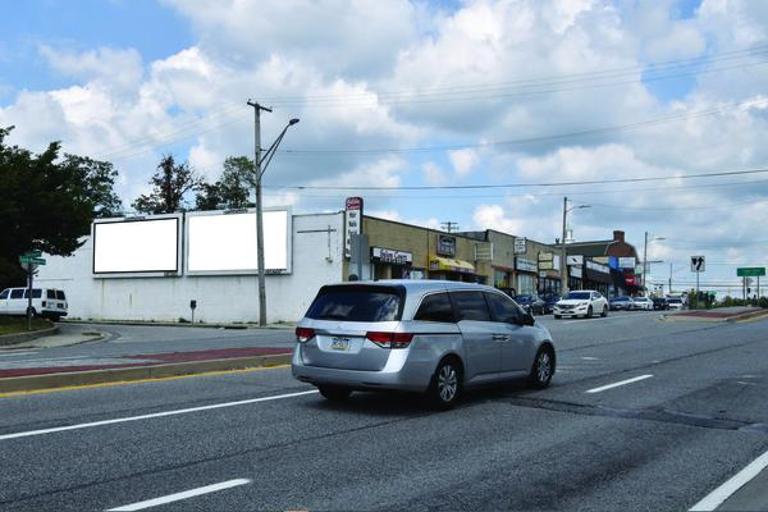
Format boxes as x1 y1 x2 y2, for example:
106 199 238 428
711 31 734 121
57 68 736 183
187 210 290 274
93 218 179 274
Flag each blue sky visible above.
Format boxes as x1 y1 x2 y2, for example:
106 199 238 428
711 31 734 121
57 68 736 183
1 0 767 293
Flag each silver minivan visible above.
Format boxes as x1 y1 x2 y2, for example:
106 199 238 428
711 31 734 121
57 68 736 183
291 280 556 408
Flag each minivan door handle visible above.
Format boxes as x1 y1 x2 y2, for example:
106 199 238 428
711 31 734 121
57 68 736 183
492 334 509 341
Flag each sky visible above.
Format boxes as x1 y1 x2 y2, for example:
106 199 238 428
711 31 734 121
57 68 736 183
1 0 767 295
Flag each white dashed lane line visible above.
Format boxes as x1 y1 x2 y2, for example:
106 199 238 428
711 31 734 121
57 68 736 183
585 374 654 394
106 479 252 511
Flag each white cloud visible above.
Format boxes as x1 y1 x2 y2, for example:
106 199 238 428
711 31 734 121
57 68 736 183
422 161 446 185
448 148 478 176
39 46 144 93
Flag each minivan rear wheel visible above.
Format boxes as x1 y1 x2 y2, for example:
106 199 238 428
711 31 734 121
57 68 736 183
317 385 352 402
427 358 462 410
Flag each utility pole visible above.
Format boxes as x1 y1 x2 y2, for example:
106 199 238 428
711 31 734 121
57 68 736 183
642 231 648 290
560 197 568 295
247 100 272 327
669 262 672 295
441 221 459 233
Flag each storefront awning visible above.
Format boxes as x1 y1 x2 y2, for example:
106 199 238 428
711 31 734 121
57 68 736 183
430 257 475 274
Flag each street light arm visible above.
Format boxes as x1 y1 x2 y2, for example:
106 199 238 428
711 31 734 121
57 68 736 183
259 125 290 179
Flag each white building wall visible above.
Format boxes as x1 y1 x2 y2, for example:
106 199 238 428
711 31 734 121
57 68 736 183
35 212 344 323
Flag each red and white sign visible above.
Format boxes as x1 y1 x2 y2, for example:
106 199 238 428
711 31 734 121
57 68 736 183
345 197 364 258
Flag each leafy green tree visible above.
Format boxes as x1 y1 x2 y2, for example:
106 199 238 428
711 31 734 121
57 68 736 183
194 156 254 211
132 155 198 214
0 126 122 288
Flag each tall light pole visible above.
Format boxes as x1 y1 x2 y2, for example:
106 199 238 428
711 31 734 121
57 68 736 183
642 233 665 290
560 197 590 295
247 99 299 326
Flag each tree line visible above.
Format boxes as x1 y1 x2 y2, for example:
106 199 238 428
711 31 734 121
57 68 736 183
0 126 257 288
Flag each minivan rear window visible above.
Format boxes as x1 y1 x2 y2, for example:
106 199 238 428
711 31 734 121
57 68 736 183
47 290 56 299
56 290 66 300
305 285 403 322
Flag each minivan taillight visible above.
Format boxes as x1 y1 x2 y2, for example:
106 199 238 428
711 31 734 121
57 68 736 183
295 327 315 343
366 331 414 349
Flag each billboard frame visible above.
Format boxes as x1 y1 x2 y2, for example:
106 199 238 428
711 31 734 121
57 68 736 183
91 214 183 278
184 207 293 277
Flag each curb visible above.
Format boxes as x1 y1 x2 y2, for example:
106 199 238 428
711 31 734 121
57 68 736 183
661 310 768 323
0 353 293 394
61 319 294 330
0 325 59 347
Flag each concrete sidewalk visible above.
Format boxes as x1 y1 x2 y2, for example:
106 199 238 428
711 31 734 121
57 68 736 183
4 329 105 350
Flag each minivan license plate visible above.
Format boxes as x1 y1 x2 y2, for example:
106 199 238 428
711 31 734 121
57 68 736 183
330 338 350 351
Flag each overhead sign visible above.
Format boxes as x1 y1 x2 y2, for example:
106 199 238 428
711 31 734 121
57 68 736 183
516 257 537 273
737 267 765 277
436 234 457 257
186 209 291 274
371 247 412 265
570 266 583 279
586 260 610 274
344 197 363 258
566 255 583 266
513 237 527 255
691 255 705 273
93 217 180 275
618 257 636 269
474 243 493 261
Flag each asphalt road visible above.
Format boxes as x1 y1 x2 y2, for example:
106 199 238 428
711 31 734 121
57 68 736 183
1 312 767 511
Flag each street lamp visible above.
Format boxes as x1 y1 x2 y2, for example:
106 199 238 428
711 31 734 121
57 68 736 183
642 233 666 289
560 197 591 295
248 98 300 327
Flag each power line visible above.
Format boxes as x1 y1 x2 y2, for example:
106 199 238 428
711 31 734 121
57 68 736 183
266 167 768 191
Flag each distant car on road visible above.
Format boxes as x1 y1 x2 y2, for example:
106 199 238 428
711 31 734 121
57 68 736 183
540 292 561 314
609 296 634 311
667 297 684 310
514 294 546 315
632 296 654 311
652 297 669 310
292 280 557 409
0 287 68 320
553 290 609 319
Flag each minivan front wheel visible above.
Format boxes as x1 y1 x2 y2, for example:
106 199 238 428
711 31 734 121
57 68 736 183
428 358 462 409
317 385 352 402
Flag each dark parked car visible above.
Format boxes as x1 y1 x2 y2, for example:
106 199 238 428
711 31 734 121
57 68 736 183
652 297 669 310
609 296 634 311
540 293 560 314
515 294 546 315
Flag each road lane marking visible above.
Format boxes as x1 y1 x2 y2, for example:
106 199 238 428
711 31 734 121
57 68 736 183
106 478 251 511
0 351 39 357
689 449 768 511
580 357 599 361
0 389 318 441
585 374 653 394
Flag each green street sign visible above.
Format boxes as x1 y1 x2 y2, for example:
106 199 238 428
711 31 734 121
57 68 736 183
737 267 766 277
18 256 45 265
23 250 42 258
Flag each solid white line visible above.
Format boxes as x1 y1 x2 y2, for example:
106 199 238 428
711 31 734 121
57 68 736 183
689 449 768 511
0 351 38 357
585 374 653 394
106 478 251 511
0 390 318 442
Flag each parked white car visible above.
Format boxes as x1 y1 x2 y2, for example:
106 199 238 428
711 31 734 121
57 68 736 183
632 296 654 310
553 290 609 319
0 287 68 320
666 297 684 310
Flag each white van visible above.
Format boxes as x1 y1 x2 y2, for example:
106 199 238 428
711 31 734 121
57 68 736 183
0 287 68 320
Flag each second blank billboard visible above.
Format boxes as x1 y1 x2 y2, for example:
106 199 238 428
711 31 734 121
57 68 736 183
187 210 290 274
